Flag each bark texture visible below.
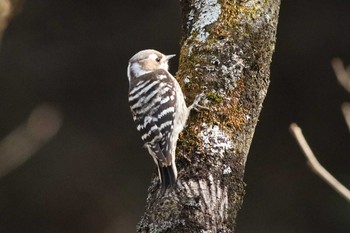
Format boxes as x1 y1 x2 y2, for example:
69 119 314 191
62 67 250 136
137 0 280 232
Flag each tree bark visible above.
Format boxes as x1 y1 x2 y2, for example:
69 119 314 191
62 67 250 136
137 0 280 232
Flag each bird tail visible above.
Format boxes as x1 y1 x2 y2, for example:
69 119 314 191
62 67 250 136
158 164 176 189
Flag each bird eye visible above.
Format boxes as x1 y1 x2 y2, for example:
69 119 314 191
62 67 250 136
155 57 161 62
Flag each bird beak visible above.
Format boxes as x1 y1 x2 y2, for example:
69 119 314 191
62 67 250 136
165 54 176 61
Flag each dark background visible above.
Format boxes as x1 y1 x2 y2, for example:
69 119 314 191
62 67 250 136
0 1 349 232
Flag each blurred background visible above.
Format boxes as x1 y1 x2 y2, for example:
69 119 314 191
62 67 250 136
0 0 349 232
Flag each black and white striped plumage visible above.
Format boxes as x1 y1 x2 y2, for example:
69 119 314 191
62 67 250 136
127 49 196 189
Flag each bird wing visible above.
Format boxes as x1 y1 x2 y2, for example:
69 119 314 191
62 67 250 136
128 70 176 165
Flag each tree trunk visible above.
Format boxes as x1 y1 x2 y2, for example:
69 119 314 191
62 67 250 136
137 0 280 232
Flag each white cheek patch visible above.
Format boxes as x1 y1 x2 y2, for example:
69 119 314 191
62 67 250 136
129 63 151 79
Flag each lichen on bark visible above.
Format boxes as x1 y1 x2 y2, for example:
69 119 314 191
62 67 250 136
137 0 280 232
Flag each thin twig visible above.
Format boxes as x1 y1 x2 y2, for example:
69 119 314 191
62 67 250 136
331 57 350 93
289 123 350 203
0 0 24 43
341 103 350 132
0 104 62 178
332 59 350 132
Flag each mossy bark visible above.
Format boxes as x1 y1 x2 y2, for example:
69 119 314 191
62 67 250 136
137 0 280 232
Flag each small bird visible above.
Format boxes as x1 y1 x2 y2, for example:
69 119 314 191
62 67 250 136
127 49 202 189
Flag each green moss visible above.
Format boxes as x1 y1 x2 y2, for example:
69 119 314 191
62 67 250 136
207 91 223 103
177 47 248 154
176 0 270 157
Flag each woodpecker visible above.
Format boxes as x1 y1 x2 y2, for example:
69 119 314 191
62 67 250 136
127 49 202 189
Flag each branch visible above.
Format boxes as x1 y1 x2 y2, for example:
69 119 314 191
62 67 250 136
0 104 62 178
289 123 350 203
331 57 350 93
0 0 12 36
0 0 24 43
331 58 350 130
137 1 281 232
341 102 350 132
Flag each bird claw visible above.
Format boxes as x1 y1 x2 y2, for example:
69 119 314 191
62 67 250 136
189 93 210 111
194 104 210 112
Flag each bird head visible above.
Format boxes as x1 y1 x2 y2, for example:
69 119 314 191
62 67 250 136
127 49 176 81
